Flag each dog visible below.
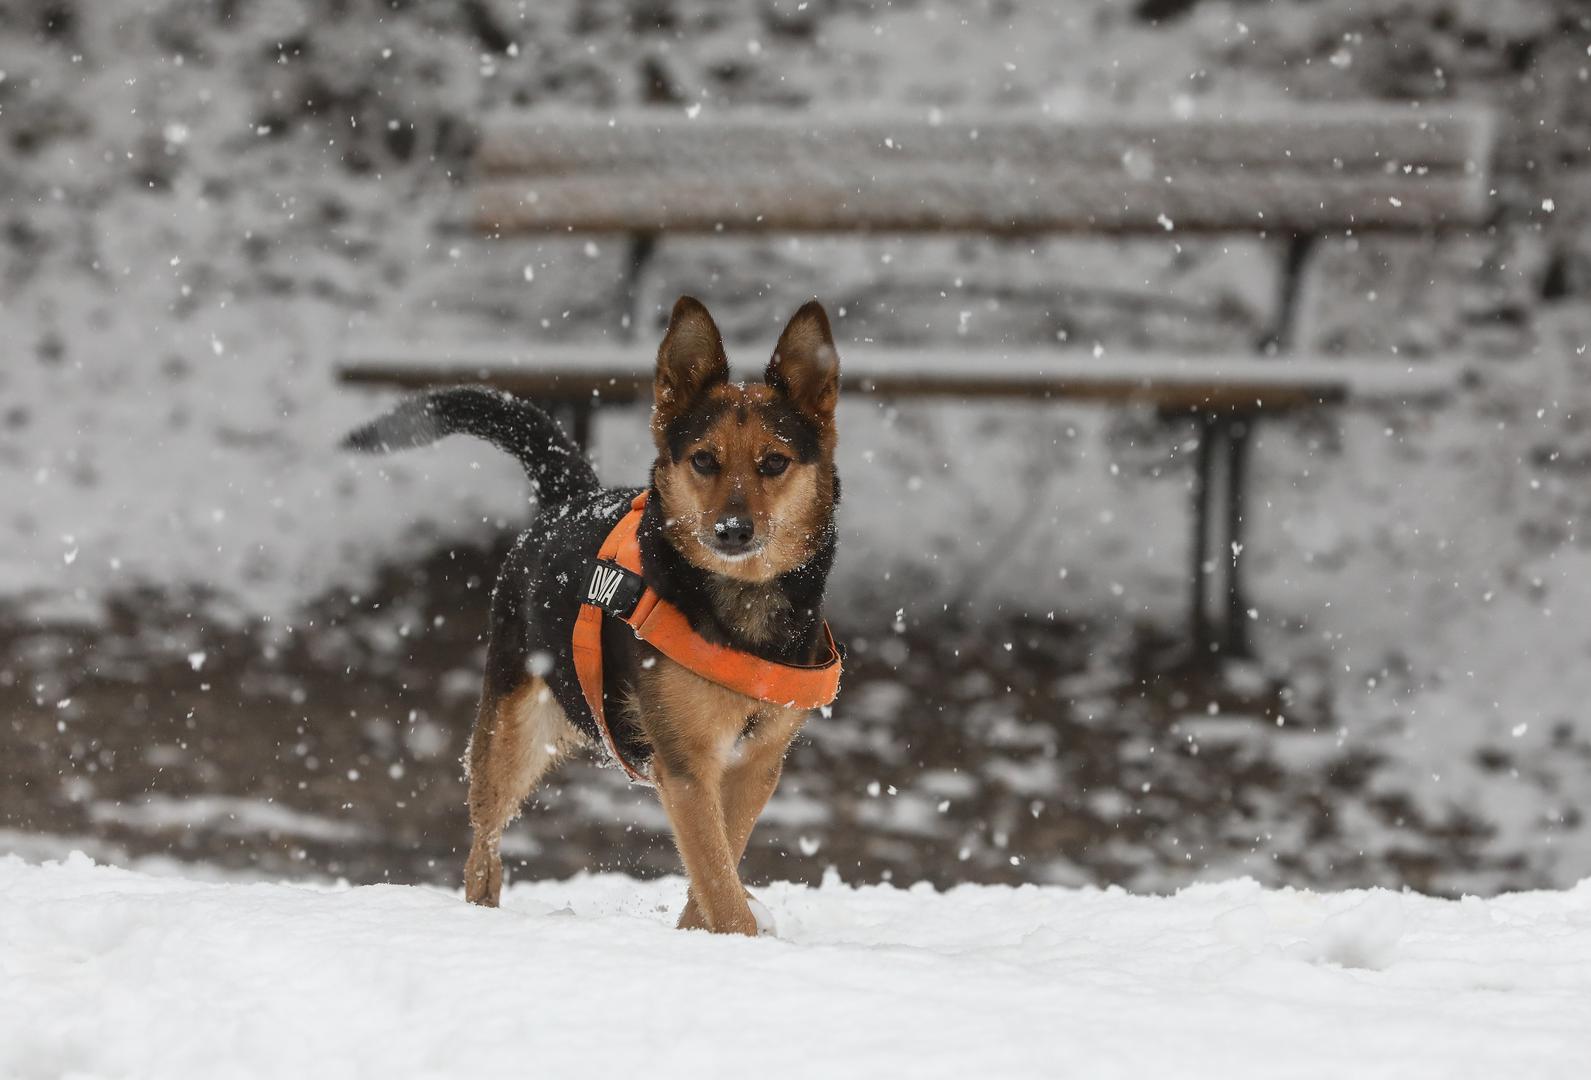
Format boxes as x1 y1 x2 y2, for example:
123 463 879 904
344 296 842 935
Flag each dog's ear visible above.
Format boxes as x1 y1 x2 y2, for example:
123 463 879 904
765 299 839 430
653 296 730 440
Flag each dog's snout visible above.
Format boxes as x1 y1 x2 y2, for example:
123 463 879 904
712 515 755 554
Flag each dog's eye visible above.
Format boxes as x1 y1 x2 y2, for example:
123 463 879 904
690 449 719 474
759 453 790 477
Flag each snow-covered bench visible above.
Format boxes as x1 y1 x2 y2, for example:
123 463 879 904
340 106 1496 662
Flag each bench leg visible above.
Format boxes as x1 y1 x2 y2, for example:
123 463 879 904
568 400 594 453
1222 416 1255 660
1188 413 1257 665
548 402 595 455
1189 415 1218 660
1181 234 1310 669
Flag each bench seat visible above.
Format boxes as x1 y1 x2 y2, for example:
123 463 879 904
340 342 1462 413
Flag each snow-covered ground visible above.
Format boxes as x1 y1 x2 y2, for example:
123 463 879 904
3 854 1588 1079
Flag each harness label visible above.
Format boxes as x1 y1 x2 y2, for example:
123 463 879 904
583 559 646 618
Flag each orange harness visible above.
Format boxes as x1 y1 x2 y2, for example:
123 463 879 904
571 491 843 785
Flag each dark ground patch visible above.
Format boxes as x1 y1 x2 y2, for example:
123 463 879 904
0 537 1525 896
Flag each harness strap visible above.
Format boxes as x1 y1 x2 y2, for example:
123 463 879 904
572 492 842 785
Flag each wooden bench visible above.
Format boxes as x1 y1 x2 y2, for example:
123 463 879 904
342 105 1496 664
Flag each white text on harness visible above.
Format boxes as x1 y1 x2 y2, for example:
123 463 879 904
588 564 625 608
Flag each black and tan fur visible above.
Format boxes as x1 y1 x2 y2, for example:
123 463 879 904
345 297 841 935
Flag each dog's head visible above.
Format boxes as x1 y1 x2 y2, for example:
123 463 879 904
650 296 840 583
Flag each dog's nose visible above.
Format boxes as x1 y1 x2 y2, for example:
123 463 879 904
712 515 755 554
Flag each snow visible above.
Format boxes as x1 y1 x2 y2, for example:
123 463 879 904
3 854 1589 1079
88 795 368 845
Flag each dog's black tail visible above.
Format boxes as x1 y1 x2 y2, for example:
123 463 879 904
342 387 600 507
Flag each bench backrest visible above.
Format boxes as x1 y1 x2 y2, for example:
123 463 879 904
473 106 1496 236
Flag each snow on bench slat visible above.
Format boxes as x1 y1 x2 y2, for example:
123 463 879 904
2 856 1587 1079
471 106 1496 234
479 106 1493 173
340 342 1462 410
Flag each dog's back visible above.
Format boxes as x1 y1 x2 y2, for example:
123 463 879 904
482 487 650 766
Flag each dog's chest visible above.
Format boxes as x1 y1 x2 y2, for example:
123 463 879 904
631 649 804 769
704 577 795 646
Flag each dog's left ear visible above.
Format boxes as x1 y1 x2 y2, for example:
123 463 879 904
765 300 840 430
653 295 730 447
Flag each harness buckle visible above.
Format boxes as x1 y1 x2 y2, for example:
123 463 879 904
582 559 647 620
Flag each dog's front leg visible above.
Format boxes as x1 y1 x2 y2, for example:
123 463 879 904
677 709 802 931
675 758 781 932
654 758 758 936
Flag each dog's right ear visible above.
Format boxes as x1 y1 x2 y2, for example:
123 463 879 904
653 296 730 445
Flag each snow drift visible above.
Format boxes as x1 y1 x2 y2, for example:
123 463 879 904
2 855 1587 1079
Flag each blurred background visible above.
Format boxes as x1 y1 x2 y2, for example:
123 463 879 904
3 0 1590 897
